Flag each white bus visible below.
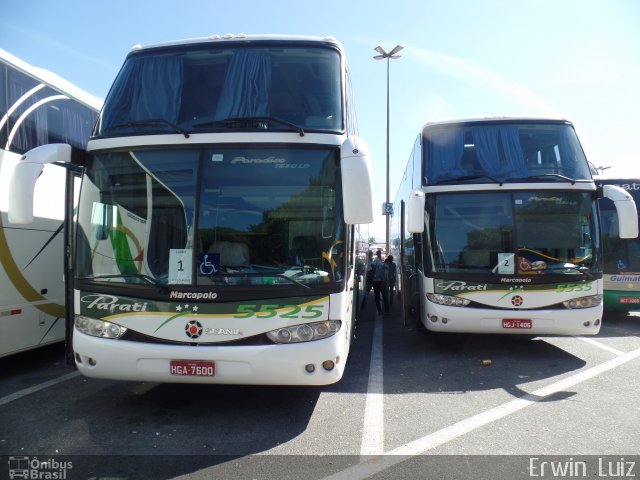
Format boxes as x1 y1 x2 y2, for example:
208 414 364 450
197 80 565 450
0 49 100 358
391 116 637 336
9 35 373 384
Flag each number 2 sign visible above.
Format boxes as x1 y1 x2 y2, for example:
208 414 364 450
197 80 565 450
497 253 515 275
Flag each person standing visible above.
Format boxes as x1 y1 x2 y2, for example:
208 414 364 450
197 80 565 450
372 249 389 315
385 254 397 306
360 250 374 309
364 250 374 293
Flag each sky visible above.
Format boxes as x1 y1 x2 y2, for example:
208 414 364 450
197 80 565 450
2 0 639 242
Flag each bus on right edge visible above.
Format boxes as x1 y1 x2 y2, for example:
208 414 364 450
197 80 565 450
391 116 638 336
597 178 640 313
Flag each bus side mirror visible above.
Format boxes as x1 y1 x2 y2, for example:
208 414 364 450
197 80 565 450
603 184 639 239
341 136 374 224
407 190 425 233
8 144 72 224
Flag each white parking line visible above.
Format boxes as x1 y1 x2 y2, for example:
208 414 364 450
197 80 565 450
575 336 626 356
360 315 384 455
325 346 640 480
0 371 80 407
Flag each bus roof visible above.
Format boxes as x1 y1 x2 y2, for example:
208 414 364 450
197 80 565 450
128 34 344 53
421 115 572 129
595 178 640 187
0 48 103 111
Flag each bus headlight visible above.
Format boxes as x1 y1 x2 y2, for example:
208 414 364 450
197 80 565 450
74 315 127 339
427 293 470 307
562 295 602 309
266 320 341 344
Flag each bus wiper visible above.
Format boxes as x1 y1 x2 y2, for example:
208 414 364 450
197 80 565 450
79 274 170 291
509 174 577 184
192 116 305 136
490 261 593 279
218 271 312 289
435 174 504 186
545 265 594 279
105 119 190 138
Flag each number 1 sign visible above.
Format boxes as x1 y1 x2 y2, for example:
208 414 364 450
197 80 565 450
169 249 193 284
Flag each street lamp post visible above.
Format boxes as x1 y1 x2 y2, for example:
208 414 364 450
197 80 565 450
374 44 403 254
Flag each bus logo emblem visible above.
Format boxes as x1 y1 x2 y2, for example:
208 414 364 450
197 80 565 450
511 295 524 307
185 320 203 339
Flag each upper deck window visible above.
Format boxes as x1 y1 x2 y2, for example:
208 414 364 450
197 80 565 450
423 122 592 185
96 44 343 136
0 63 97 153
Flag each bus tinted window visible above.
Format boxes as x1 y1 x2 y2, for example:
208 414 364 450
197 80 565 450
97 45 343 136
2 64 97 153
0 62 6 146
423 122 592 184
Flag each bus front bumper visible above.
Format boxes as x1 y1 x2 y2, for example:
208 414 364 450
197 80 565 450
604 292 640 312
423 302 602 335
73 329 347 385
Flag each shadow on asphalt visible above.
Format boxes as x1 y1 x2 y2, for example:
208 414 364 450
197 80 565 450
351 291 590 400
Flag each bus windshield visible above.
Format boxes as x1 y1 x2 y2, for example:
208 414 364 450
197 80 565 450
427 191 599 276
95 43 343 136
423 121 592 184
75 145 345 287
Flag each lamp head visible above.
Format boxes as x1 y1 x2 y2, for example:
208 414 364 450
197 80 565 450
374 46 387 55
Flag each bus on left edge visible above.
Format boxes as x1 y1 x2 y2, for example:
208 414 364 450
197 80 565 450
0 49 101 357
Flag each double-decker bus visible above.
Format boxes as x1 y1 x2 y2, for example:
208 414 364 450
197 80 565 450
0 49 100 357
391 116 637 335
9 35 373 384
597 178 640 312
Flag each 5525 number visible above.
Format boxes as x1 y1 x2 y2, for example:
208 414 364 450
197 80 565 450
234 304 324 319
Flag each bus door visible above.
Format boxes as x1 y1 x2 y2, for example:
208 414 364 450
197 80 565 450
64 163 82 365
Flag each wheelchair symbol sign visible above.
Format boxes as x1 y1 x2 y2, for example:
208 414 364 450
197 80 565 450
199 253 221 275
